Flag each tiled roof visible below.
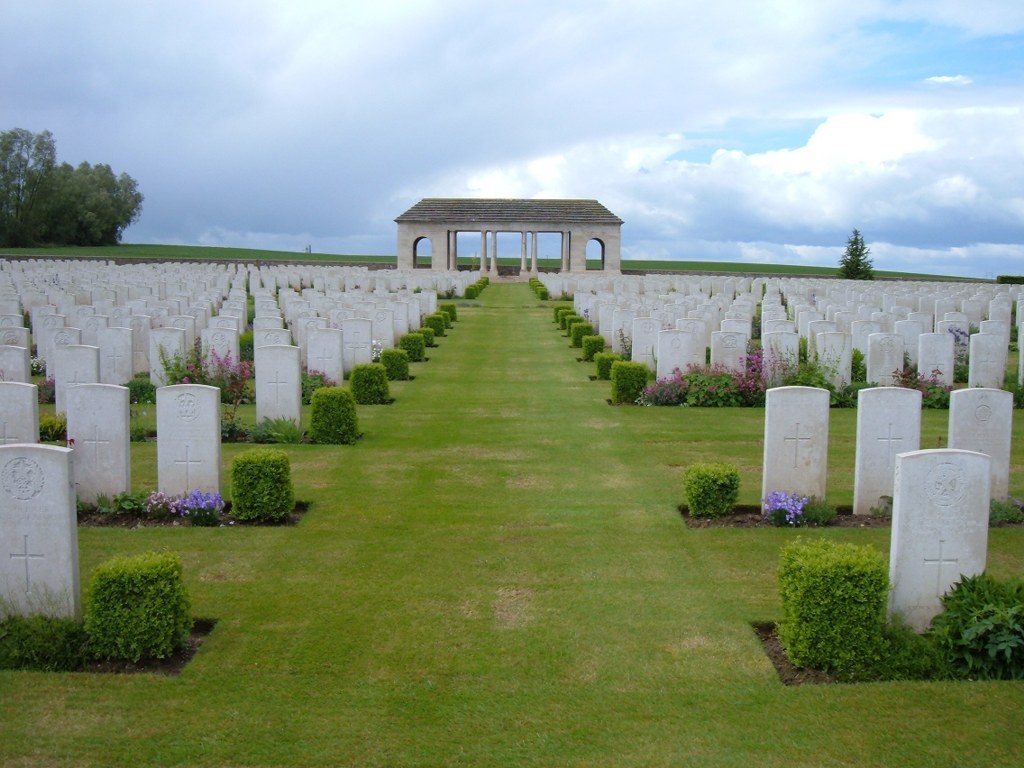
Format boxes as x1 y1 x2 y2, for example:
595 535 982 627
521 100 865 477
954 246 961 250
395 198 622 225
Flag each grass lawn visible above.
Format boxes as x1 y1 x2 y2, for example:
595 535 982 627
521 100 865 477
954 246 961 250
2 283 1022 767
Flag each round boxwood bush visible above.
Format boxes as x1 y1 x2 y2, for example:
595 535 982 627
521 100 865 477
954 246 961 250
464 284 479 300
419 325 436 347
380 348 410 381
398 332 426 362
423 313 446 338
683 462 740 518
350 362 391 404
231 448 295 522
439 302 458 323
310 386 359 444
85 551 192 662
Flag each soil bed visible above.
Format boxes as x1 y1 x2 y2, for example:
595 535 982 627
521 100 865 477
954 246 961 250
679 504 890 528
84 619 216 675
77 501 309 528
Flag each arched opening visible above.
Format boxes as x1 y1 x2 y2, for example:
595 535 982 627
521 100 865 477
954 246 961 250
412 236 433 269
536 232 563 271
586 238 605 271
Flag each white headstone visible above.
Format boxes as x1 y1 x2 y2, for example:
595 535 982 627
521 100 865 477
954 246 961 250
761 386 830 501
948 388 1013 499
917 332 955 385
156 384 222 496
853 387 922 515
54 344 99 415
96 326 134 385
967 333 1006 389
342 318 373 374
0 344 31 383
710 331 747 373
631 317 660 372
888 449 990 632
149 326 186 387
306 328 344 386
66 384 131 503
255 344 302 425
0 382 39 444
0 444 80 618
866 333 904 386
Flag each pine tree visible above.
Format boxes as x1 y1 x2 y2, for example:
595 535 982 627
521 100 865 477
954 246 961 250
837 228 874 280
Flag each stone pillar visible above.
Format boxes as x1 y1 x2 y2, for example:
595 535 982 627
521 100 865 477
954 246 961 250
489 231 498 275
531 231 539 274
520 231 527 273
451 230 458 271
479 231 487 271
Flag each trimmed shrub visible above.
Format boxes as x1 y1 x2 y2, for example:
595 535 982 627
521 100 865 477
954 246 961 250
931 573 1024 680
581 335 605 362
0 614 89 671
423 313 447 338
419 325 436 347
594 351 622 380
439 302 457 323
380 348 410 381
231 448 295 522
350 363 391 404
683 463 740 518
570 321 595 348
398 332 426 362
777 538 889 679
127 374 156 404
536 285 549 300
310 386 359 444
554 306 574 324
85 551 192 663
464 284 478 300
559 312 581 331
610 360 651 404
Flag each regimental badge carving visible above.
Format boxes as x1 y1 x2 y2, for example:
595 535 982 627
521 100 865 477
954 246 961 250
2 457 45 500
722 334 737 349
974 404 992 423
176 392 199 422
1 331 18 344
925 462 966 507
880 337 896 353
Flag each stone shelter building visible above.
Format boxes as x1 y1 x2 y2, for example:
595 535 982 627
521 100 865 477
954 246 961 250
395 198 623 274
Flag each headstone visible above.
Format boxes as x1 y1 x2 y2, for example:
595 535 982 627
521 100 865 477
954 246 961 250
710 331 747 373
888 449 990 632
948 388 1013 499
255 344 302 425
149 326 186 387
201 327 240 365
0 345 31 383
761 386 830 501
967 333 1006 389
655 329 702 379
631 317 660 372
0 444 80 618
306 328 344 385
866 333 904 386
816 331 852 389
917 332 954 385
342 318 373 374
761 331 799 385
853 387 922 515
156 384 222 496
255 328 293 348
0 382 39 444
66 384 130 503
96 326 134 385
53 344 100 415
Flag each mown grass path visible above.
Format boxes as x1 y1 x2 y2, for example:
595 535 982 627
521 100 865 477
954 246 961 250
3 283 1023 767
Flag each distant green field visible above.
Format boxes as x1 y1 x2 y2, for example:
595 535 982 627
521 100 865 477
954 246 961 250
0 243 979 281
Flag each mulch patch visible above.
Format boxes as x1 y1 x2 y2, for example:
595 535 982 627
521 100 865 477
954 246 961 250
751 621 839 685
83 618 216 676
679 504 890 528
77 501 310 528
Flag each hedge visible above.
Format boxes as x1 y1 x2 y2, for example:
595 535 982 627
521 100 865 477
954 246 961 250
231 448 295 522
310 387 360 445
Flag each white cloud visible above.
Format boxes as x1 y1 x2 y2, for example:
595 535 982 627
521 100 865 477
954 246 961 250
925 75 974 86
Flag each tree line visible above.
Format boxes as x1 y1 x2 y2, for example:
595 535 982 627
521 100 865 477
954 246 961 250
0 128 143 248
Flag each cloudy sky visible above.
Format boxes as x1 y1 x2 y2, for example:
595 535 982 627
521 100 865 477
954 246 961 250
4 1 1023 278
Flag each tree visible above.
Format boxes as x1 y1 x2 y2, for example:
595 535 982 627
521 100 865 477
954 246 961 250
837 228 874 280
0 127 143 247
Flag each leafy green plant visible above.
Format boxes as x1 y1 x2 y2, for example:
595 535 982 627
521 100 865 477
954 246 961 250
0 612 89 672
990 497 1024 526
581 335 605 362
439 302 458 323
231 448 294 523
85 551 192 663
126 373 156 404
464 284 478 300
310 386 360 445
177 489 225 527
350 363 390 405
594 351 622 380
250 417 307 444
301 371 336 405
683 463 740 518
609 360 651 404
36 376 55 404
569 321 595 348
419 325 436 348
423 313 447 337
380 348 410 381
399 332 426 362
931 573 1024 680
778 538 889 679
39 412 67 442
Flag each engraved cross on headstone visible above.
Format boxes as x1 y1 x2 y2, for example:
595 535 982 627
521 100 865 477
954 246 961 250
10 534 44 595
0 421 19 445
174 444 202 489
783 423 812 469
268 370 288 404
877 422 903 466
312 350 333 376
923 539 960 598
81 425 110 461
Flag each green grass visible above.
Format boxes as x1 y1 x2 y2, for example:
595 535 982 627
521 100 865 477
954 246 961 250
3 283 1023 767
0 244 978 279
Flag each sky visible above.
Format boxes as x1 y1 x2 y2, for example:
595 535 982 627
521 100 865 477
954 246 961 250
4 0 1024 278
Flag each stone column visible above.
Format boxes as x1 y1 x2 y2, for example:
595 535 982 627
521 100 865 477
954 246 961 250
479 231 487 271
489 231 498 275
451 230 458 271
520 231 527 274
531 232 539 274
